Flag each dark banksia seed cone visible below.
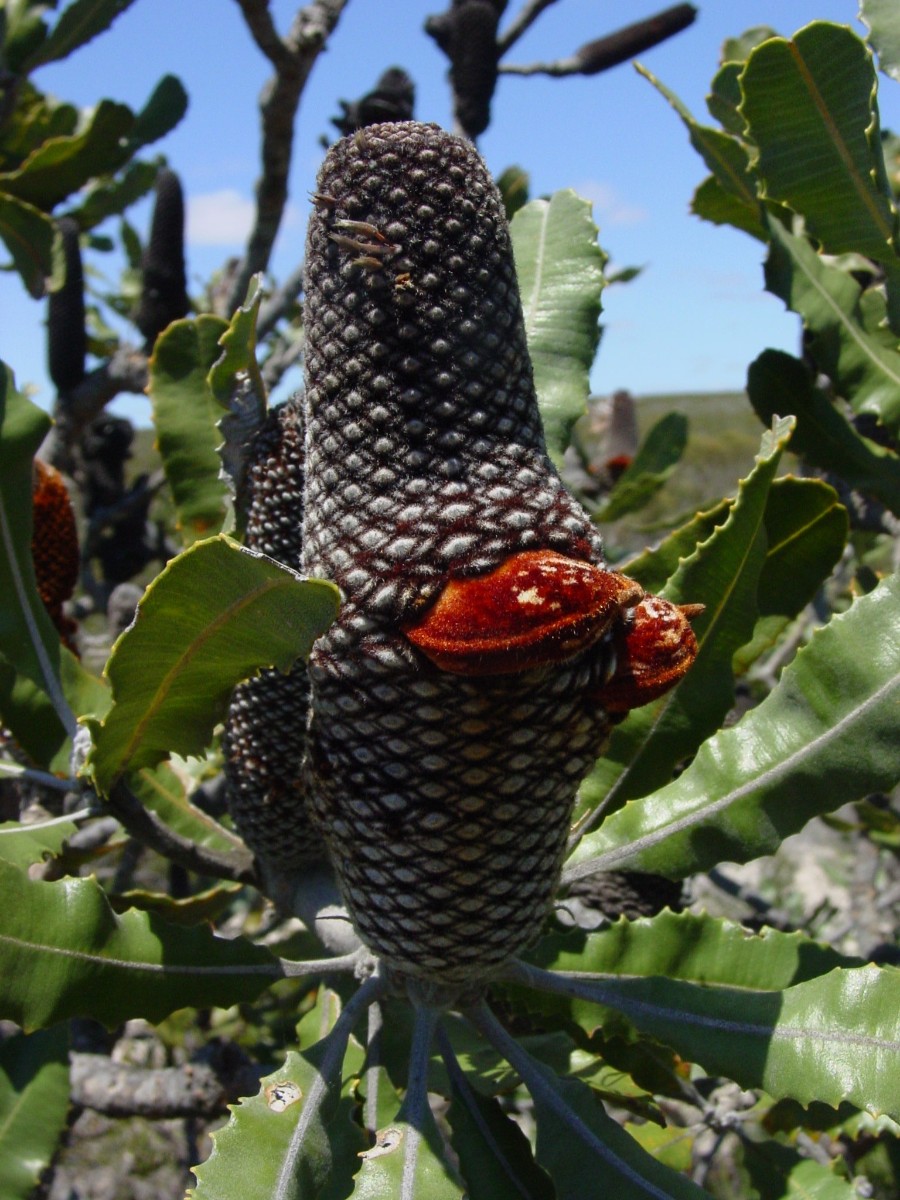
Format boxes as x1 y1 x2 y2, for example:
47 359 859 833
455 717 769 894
136 168 190 349
223 402 324 867
301 121 620 985
47 217 87 394
228 121 699 991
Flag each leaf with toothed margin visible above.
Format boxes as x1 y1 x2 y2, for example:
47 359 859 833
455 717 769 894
565 571 900 884
0 1025 70 1200
485 1030 707 1200
190 989 369 1200
0 815 80 871
518 965 900 1121
443 1053 555 1200
350 1110 464 1200
208 273 268 531
149 315 231 547
508 911 864 1035
862 0 900 83
571 416 795 836
0 859 279 1031
510 190 606 467
85 535 339 796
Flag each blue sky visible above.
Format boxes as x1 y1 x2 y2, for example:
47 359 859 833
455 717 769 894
2 0 896 424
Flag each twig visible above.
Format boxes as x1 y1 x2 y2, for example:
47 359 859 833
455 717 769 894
234 0 289 65
46 347 149 462
257 260 305 339
500 4 697 76
70 1044 260 1119
497 0 560 55
0 761 77 791
227 0 351 312
105 779 257 884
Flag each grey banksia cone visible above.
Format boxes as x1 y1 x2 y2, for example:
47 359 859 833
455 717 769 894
226 122 700 994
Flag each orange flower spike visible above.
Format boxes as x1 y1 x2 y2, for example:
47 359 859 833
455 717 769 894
31 459 80 651
403 550 643 676
596 595 704 713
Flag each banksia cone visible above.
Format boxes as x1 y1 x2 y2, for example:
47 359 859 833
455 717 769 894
31 459 79 652
573 4 697 76
425 1 502 138
135 168 190 350
331 67 416 139
47 217 87 394
223 402 324 866
287 121 700 989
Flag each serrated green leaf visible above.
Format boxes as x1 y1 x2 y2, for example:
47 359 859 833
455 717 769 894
764 217 900 433
351 1112 463 1200
691 173 768 240
706 61 744 133
511 190 605 466
443 1052 555 1200
530 912 862 994
473 1017 707 1200
617 500 731 594
0 1026 70 1200
539 965 900 1120
0 813 78 870
150 316 230 546
640 63 764 239
745 1137 862 1200
747 349 900 514
87 535 340 794
74 158 159 229
0 858 279 1030
0 191 63 297
111 879 243 925
0 100 134 210
513 912 861 1040
209 274 266 411
756 476 848 616
740 22 900 310
573 417 795 828
128 761 246 856
127 73 188 151
566 571 900 882
862 0 900 84
592 412 688 521
20 0 137 69
722 26 779 66
192 988 374 1200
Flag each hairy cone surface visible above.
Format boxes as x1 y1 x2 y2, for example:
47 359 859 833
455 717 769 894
225 122 699 989
301 122 618 984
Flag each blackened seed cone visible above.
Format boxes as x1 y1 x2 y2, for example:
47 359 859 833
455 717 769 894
301 122 617 985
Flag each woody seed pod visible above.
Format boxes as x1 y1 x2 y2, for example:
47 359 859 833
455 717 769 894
294 121 698 989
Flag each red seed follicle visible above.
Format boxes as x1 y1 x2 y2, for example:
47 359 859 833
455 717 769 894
403 549 702 710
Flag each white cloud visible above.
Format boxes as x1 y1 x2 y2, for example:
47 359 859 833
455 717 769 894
574 181 648 227
186 189 304 248
187 189 256 246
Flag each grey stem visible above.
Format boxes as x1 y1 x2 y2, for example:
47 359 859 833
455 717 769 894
274 972 385 1200
397 1005 442 1200
365 998 384 1136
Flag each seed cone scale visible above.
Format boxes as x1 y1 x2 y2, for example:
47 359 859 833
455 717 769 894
228 121 699 987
